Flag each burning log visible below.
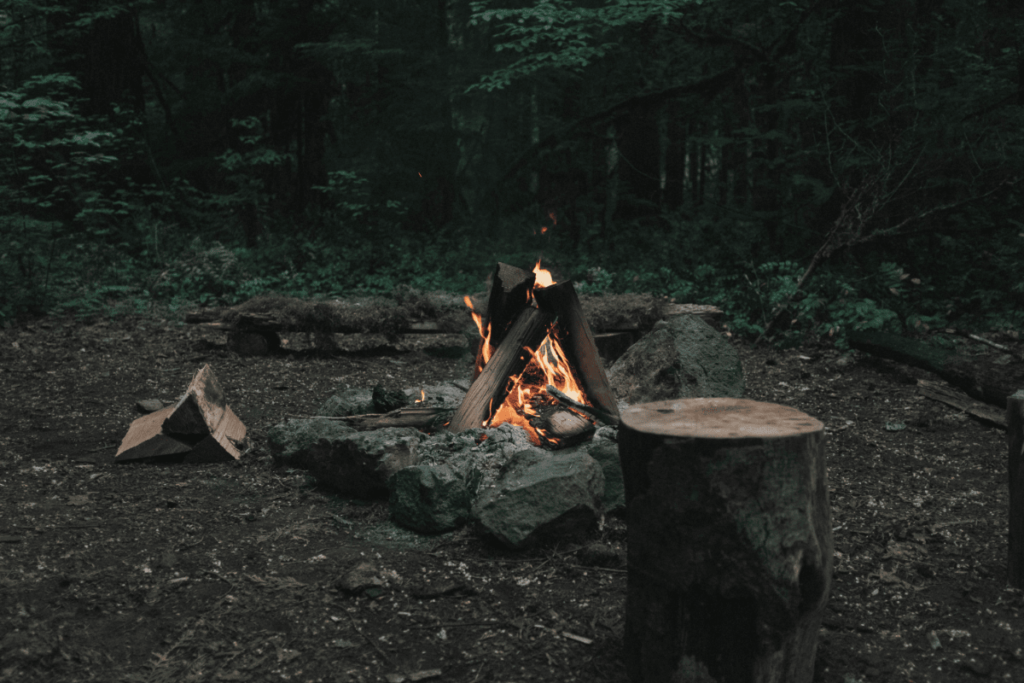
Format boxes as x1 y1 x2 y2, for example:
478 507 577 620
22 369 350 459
533 281 620 423
452 261 621 448
618 398 832 683
448 306 555 433
532 404 595 447
471 262 537 378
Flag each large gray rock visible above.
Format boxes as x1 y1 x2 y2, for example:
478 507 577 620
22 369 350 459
297 427 425 497
389 462 481 534
608 314 744 403
266 419 356 467
471 448 605 549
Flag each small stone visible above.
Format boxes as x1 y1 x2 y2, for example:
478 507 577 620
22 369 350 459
136 399 166 414
373 384 410 412
335 561 385 593
577 542 624 568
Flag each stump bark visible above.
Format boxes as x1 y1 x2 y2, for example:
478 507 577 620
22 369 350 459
618 398 833 683
1008 390 1024 588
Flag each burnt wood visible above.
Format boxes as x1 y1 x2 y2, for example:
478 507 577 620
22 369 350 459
1009 390 1024 588
448 306 554 433
618 398 832 683
474 262 536 379
534 281 620 422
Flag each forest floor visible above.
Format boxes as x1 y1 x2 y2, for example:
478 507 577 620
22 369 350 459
1 311 1022 683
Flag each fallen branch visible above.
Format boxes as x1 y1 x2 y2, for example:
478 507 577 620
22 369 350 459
285 407 453 432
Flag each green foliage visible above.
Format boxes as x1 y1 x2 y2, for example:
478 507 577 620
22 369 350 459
467 0 704 92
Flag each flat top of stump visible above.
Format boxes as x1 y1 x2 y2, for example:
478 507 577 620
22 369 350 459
621 398 823 439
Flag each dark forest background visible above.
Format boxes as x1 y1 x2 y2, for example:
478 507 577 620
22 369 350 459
1 0 1022 345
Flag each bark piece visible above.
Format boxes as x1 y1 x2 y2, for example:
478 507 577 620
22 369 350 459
1008 390 1024 588
618 398 832 683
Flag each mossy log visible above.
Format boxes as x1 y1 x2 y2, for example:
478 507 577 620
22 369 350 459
849 330 1024 409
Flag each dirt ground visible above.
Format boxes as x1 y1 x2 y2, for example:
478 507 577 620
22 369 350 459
1 313 1022 683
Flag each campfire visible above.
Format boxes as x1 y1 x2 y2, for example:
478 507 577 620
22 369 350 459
449 262 620 448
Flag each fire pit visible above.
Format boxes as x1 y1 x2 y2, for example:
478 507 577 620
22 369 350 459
450 261 620 448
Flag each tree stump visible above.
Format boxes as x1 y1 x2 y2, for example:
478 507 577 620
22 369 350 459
1008 390 1024 588
618 398 833 683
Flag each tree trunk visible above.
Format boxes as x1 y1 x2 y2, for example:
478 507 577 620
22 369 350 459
849 330 1024 409
618 398 832 683
1008 390 1024 588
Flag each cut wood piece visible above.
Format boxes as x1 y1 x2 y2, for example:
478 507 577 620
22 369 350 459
618 398 832 683
474 262 536 379
538 407 595 448
849 330 1024 409
534 281 620 423
115 405 194 462
115 364 245 463
1008 390 1024 588
918 379 1007 429
163 365 226 436
448 306 554 433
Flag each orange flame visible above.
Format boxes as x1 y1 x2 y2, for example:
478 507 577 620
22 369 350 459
486 325 591 446
533 258 554 288
464 295 493 373
464 263 593 446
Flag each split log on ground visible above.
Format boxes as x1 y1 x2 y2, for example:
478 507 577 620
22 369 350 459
849 330 1024 409
116 364 246 463
918 379 1007 429
1008 390 1024 588
448 306 554 433
618 398 832 683
534 280 621 422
